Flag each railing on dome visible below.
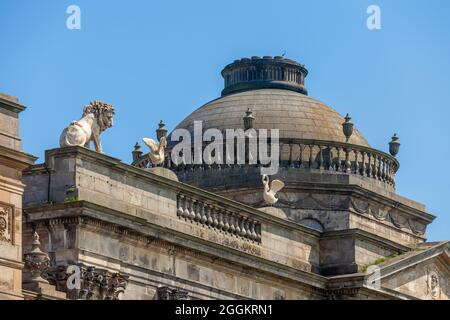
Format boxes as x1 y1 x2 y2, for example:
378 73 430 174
131 138 400 188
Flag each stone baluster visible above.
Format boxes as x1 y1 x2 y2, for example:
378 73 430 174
223 212 230 232
206 205 214 226
256 224 261 242
289 143 294 168
229 213 236 234
190 199 197 220
318 146 324 170
344 147 351 173
386 160 392 184
309 145 314 169
195 202 203 221
381 158 386 182
200 203 208 224
372 155 378 179
299 144 305 168
360 151 366 176
366 153 372 177
336 147 342 172
234 215 241 235
327 147 334 171
183 197 191 219
217 210 225 230
250 221 258 241
243 218 250 239
212 208 219 228
371 154 377 178
177 194 184 217
376 155 382 180
354 150 360 174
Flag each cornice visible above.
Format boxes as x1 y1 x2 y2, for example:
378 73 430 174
0 144 38 170
24 200 328 289
37 147 322 238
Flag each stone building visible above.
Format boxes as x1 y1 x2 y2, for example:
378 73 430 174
0 94 37 299
1 56 449 300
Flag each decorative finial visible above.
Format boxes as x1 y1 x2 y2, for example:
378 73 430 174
142 121 168 166
389 133 400 157
243 108 255 130
342 113 354 143
156 120 167 142
23 231 50 284
132 142 143 162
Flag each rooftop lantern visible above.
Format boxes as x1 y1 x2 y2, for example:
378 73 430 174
389 134 400 157
342 114 354 143
156 120 167 141
243 108 255 130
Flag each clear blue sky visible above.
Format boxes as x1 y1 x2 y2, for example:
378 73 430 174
1 0 449 241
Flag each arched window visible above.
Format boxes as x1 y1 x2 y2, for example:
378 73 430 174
299 218 324 232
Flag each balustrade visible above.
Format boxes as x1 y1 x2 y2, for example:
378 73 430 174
133 138 399 187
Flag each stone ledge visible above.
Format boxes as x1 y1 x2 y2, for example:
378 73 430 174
28 147 323 238
24 200 328 289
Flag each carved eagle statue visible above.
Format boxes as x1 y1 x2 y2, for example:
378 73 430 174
142 136 167 165
262 174 285 206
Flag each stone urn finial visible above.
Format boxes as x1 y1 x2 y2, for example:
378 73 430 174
243 108 255 130
24 231 50 284
132 142 143 162
156 120 167 142
389 133 400 157
342 113 354 143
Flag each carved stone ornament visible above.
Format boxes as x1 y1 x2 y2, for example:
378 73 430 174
142 120 168 166
23 231 50 284
59 100 115 153
370 205 389 221
43 263 129 300
276 192 348 211
262 174 285 206
426 268 441 300
350 198 427 236
156 286 189 300
0 204 12 243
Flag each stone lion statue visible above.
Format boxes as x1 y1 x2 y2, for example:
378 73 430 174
59 100 115 153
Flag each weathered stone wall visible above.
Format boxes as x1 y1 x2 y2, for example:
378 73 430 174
21 147 449 299
0 93 22 151
0 94 36 300
382 259 449 300
216 185 430 248
23 147 327 299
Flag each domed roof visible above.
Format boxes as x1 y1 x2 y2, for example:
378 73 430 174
173 88 370 147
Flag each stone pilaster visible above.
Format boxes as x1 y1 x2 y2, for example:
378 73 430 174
0 93 37 299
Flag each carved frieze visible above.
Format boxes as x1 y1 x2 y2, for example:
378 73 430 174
350 197 427 236
261 192 428 237
0 203 13 244
43 264 129 300
156 286 189 300
277 192 349 211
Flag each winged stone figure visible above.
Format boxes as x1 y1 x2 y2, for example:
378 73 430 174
262 174 285 206
142 136 167 166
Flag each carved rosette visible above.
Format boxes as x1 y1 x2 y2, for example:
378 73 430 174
0 204 12 243
23 232 50 283
426 268 441 300
43 264 129 300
